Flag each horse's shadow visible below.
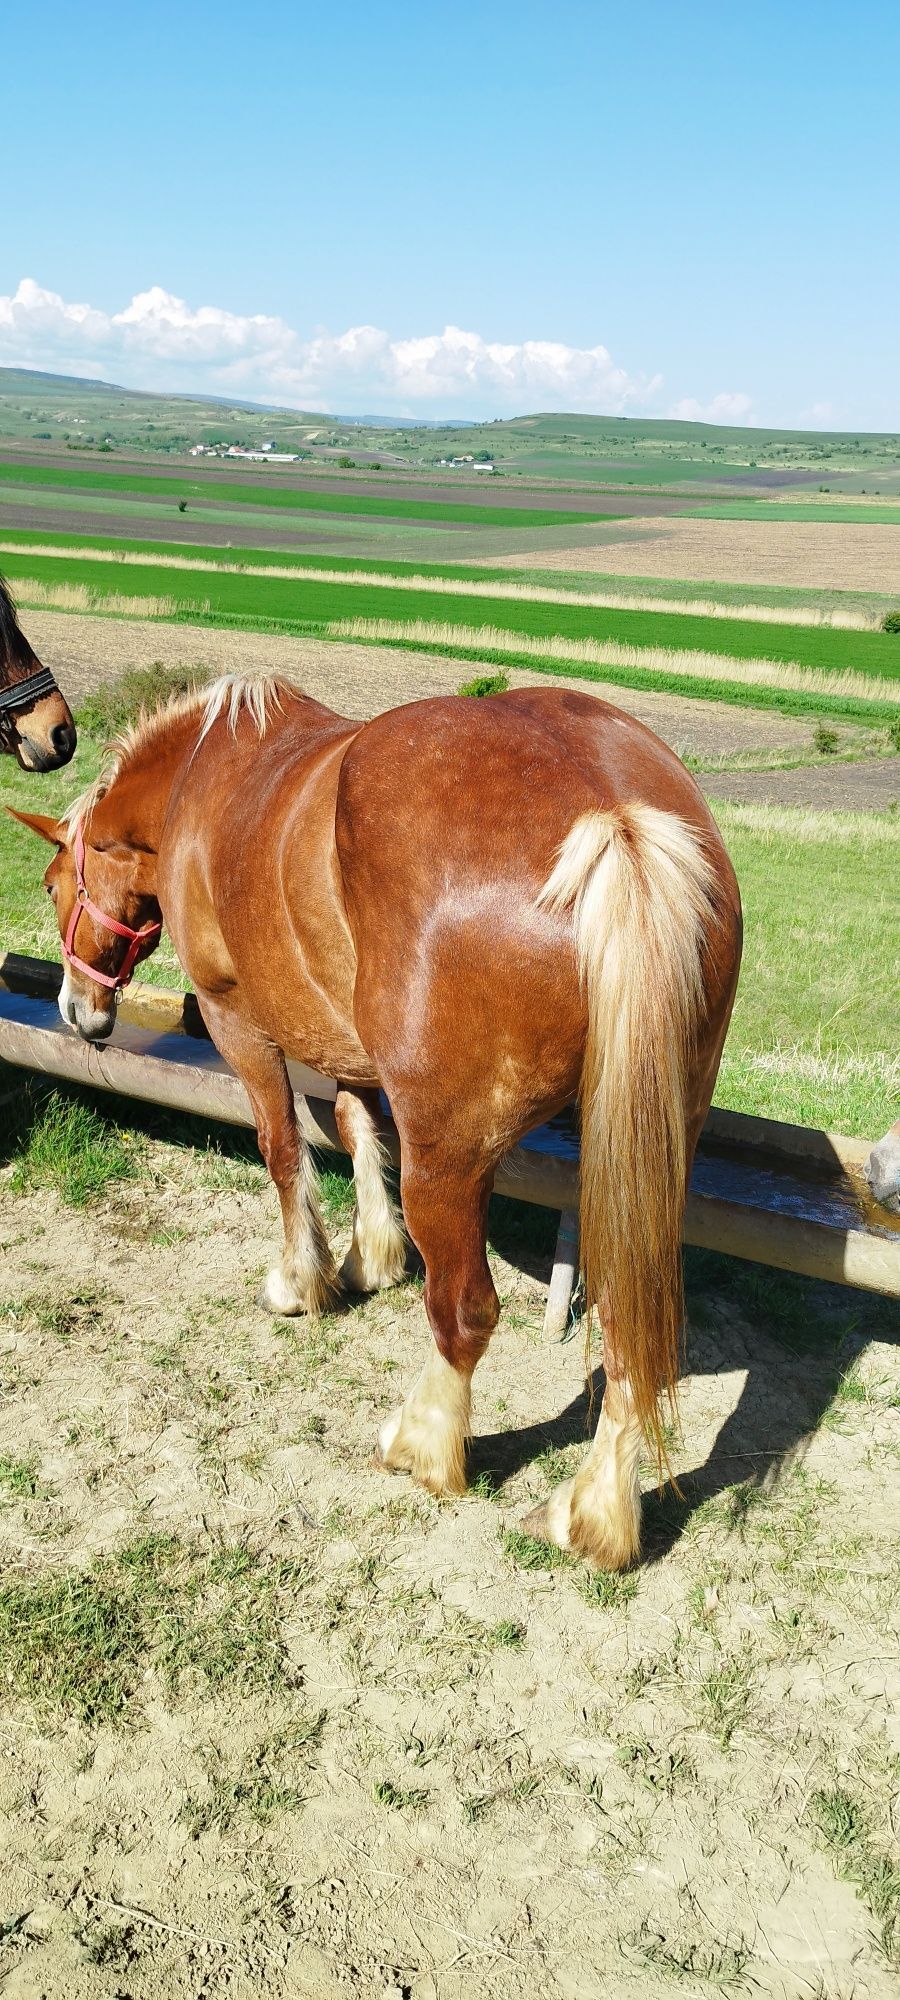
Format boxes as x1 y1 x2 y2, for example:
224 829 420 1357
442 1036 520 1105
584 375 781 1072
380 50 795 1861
470 1234 900 1564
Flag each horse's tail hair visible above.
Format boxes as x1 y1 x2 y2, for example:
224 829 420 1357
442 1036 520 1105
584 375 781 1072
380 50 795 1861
538 804 720 1469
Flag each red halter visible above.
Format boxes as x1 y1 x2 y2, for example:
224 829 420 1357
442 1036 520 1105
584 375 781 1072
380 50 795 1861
63 822 162 993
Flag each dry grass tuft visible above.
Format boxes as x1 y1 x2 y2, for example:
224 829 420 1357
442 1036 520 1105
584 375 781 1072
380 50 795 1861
709 796 900 845
10 578 183 619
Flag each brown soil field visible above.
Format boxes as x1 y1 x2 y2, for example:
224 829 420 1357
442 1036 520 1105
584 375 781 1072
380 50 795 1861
491 518 900 594
698 757 900 812
1 1123 898 2000
23 608 827 762
0 502 650 564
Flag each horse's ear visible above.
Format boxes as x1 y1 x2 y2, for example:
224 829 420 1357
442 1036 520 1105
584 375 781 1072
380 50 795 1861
4 807 66 846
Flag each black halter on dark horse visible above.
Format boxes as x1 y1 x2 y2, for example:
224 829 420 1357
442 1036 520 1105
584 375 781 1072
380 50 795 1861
0 571 76 769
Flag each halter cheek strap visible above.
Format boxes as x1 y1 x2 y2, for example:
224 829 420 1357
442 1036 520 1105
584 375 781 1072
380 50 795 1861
0 664 60 716
63 823 163 993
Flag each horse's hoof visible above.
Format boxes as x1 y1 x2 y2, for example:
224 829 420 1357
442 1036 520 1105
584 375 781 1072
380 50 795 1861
520 1480 574 1552
521 1501 553 1542
257 1271 303 1316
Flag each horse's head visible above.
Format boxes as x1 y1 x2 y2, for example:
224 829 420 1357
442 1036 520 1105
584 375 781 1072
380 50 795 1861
0 577 76 771
8 810 163 1041
864 1120 900 1214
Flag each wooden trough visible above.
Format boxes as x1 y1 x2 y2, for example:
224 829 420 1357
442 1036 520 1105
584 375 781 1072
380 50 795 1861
2 952 899 1322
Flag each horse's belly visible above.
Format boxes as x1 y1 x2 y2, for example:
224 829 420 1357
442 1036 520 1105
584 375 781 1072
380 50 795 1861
236 959 378 1088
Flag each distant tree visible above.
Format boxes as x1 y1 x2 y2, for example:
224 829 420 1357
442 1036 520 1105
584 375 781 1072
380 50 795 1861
338 455 356 468
178 500 188 513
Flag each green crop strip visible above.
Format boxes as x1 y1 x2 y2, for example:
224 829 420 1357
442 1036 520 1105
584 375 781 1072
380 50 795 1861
0 460 613 529
684 501 900 525
4 547 899 678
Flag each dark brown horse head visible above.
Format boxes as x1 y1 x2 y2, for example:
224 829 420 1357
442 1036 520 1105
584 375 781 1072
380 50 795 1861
0 574 76 771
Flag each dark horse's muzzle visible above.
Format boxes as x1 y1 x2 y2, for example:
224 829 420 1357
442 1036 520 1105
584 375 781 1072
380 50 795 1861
0 666 77 770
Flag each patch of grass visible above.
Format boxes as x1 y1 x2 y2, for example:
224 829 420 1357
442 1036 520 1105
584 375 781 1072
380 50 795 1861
181 1714 324 1835
616 1735 695 1794
76 659 209 737
315 1159 357 1221
488 1618 526 1648
8 1089 139 1207
372 1777 429 1812
813 722 840 754
627 1917 750 1986
709 800 900 1136
457 669 510 696
578 1567 638 1611
813 1786 900 1961
0 1452 41 1501
0 1534 308 1723
698 1651 752 1747
11 1284 111 1345
502 1527 568 1571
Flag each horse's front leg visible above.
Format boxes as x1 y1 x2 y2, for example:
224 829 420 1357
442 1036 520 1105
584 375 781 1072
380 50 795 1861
197 996 339 1316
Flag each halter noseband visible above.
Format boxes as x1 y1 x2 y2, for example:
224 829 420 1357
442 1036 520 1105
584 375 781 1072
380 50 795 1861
0 664 60 717
63 823 162 994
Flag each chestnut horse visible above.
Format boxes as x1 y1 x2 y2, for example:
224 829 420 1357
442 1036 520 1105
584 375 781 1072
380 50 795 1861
12 676 742 1569
0 573 76 770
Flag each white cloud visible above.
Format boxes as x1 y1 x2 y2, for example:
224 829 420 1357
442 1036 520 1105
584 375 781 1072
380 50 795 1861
0 277 663 417
668 391 755 425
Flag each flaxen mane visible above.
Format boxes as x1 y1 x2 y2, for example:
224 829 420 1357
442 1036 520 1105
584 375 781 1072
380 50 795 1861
62 674 293 829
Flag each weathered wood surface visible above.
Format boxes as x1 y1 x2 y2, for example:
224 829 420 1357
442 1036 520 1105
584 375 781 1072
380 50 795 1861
2 952 899 1300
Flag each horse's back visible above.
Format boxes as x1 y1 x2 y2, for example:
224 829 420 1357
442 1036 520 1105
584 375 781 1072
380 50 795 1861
334 687 735 1146
338 685 724 893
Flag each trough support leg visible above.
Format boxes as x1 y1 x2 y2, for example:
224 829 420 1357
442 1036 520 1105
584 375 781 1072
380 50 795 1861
543 1207 580 1339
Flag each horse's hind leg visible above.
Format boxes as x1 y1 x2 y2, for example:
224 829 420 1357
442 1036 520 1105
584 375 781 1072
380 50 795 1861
196 996 339 1316
523 1322 644 1570
333 1086 407 1293
378 1153 499 1496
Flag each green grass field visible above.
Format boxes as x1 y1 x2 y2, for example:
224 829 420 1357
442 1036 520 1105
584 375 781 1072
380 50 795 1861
0 461 614 529
3 525 898 618
5 546 899 679
686 501 900 525
1 708 897 1139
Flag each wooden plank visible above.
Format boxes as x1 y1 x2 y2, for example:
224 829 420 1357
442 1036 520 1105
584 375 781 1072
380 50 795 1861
2 952 899 1298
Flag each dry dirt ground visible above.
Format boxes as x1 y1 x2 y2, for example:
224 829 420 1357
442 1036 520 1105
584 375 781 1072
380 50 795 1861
491 519 900 595
1 1124 899 2000
697 759 900 812
25 607 900 812
22 608 865 770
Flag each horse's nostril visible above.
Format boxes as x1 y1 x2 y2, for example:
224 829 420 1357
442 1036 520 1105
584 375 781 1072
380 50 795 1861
51 722 76 762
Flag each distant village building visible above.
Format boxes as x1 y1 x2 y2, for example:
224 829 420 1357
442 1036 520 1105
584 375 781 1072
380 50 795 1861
224 445 299 462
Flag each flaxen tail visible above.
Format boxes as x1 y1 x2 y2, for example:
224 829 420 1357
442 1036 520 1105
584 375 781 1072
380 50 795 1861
539 804 721 1467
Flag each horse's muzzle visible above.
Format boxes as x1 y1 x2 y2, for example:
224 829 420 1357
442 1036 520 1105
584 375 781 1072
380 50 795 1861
59 975 116 1043
17 720 77 771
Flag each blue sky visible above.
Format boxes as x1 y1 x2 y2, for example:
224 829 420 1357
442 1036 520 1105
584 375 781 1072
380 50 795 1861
3 0 898 426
